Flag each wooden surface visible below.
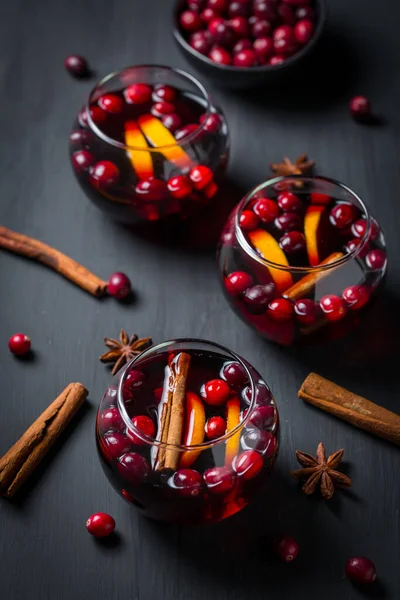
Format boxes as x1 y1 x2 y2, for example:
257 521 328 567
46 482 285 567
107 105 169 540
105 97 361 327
0 0 399 598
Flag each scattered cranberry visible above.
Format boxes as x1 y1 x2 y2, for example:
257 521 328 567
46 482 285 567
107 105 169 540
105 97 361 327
135 178 167 200
128 415 156 445
167 175 193 198
230 16 250 37
342 285 370 310
201 379 231 405
234 48 257 67
103 432 131 460
279 231 305 253
254 197 280 222
277 191 302 213
240 209 260 230
90 161 120 187
89 105 107 125
190 30 213 54
244 283 276 313
200 7 219 23
204 466 236 494
100 407 125 432
117 452 150 483
274 212 301 231
225 271 253 294
294 299 319 325
107 272 132 300
366 249 386 270
208 46 232 65
199 112 222 133
320 294 347 321
252 19 272 38
268 55 285 65
253 37 274 61
152 101 176 117
233 449 264 479
229 1 250 17
233 38 253 53
72 150 95 172
161 113 182 131
189 165 214 189
98 94 123 113
8 333 31 356
222 361 248 387
64 55 88 77
153 84 176 102
180 9 202 31
330 203 356 229
267 298 294 322
248 405 274 429
86 513 115 538
349 96 371 121
345 557 377 584
124 83 152 104
175 124 199 140
206 416 227 439
173 468 203 498
273 534 299 563
296 6 315 20
294 19 314 44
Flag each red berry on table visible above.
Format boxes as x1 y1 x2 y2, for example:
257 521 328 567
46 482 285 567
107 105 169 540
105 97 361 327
342 285 370 310
117 452 150 483
151 101 176 117
124 83 152 104
234 49 257 67
345 557 377 584
201 379 231 405
225 271 253 294
90 161 120 187
199 112 222 133
100 407 125 432
189 165 213 189
98 94 123 113
294 299 319 325
103 432 131 460
64 55 89 77
107 272 132 300
190 31 213 55
136 178 167 201
72 150 95 172
268 55 285 65
366 248 386 270
294 19 314 44
180 10 202 31
330 203 356 229
8 333 31 356
167 175 193 199
267 298 294 322
153 84 176 102
273 534 299 563
127 415 156 445
320 294 347 321
244 283 276 313
274 212 301 231
253 197 280 222
233 449 263 480
252 19 272 38
277 192 302 213
230 16 250 37
349 96 371 121
173 468 203 498
253 37 274 62
204 466 236 494
161 113 182 132
209 46 232 65
279 231 305 253
205 416 227 439
86 513 115 538
222 361 248 387
240 209 260 230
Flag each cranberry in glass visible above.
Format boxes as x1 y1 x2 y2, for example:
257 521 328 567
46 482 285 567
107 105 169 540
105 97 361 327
8 333 31 356
128 415 156 445
345 557 377 584
189 165 214 189
225 271 253 294
125 370 145 389
89 105 107 125
242 429 275 452
124 83 152 104
72 150 95 172
277 191 302 213
320 295 347 321
294 299 319 325
190 31 213 54
200 112 222 133
248 405 274 429
273 535 299 562
167 175 193 198
233 450 263 479
252 19 273 38
330 203 356 229
98 94 123 113
222 361 248 387
244 383 272 406
86 513 115 538
296 6 315 20
173 468 203 498
254 197 280 222
78 106 89 127
90 161 120 187
269 55 285 65
275 212 301 231
70 130 92 146
254 37 274 61
107 272 132 300
244 284 276 313
117 452 150 483
349 96 371 121
103 432 131 460
100 407 125 432
175 123 199 140
204 466 236 494
201 379 231 405
64 54 88 77
152 101 177 117
230 16 250 37
342 285 370 310
267 298 294 322
135 178 167 200
205 416 227 439
279 231 305 253
161 113 182 132
366 248 386 270
240 209 260 229
233 39 253 53
345 238 369 258
209 46 232 65
228 1 250 17
277 4 295 25
152 84 176 102
294 19 314 44
180 10 203 31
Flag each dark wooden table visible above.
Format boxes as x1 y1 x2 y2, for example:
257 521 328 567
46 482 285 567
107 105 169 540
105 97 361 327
1 0 399 598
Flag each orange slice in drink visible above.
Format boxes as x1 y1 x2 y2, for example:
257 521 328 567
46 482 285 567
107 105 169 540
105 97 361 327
125 120 154 180
180 392 206 468
138 114 194 171
248 229 293 294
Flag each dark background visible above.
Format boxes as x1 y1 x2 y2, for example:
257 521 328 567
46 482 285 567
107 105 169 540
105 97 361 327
0 0 399 598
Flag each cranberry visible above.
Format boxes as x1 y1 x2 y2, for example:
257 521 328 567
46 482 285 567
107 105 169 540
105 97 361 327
274 36 297 56
352 218 379 241
294 299 319 325
234 48 257 67
188 0 206 8
64 55 88 77
320 295 347 321
190 30 213 54
278 4 295 25
70 130 92 146
124 369 145 390
209 20 235 46
248 405 274 429
349 96 371 121
107 272 132 300
86 513 115 538
200 7 219 23
273 534 299 562
242 429 275 453
267 298 294 321
294 19 314 44
89 105 107 125
279 231 305 253
243 283 276 313
71 150 95 172
253 37 274 61
135 178 167 200
330 203 356 229
230 16 250 37
296 6 315 20
8 333 31 356
254 197 280 222
188 165 213 190
117 452 150 483
233 449 264 479
159 114 180 133
153 84 176 102
175 124 199 140
345 557 377 584
152 101 176 117
173 468 203 497
98 94 123 113
206 416 227 439
366 249 386 270
342 285 370 310
103 432 131 460
254 2 277 22
167 175 193 198
208 0 228 9
277 192 302 212
268 55 285 65
222 361 248 387
201 379 231 405
273 25 293 41
244 383 272 406
204 466 236 494
199 112 222 132
275 212 301 231
180 9 202 31
209 46 233 64
229 1 250 17
100 407 125 432
225 271 253 294
240 209 260 229
233 39 253 53
124 83 152 104
128 415 156 445
78 107 89 127
90 161 120 187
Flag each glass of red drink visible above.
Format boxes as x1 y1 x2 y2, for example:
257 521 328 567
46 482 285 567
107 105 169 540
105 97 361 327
217 176 387 345
69 65 229 224
96 339 279 524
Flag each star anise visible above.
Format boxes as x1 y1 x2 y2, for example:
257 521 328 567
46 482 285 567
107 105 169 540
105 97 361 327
99 330 152 375
291 442 351 500
270 153 315 177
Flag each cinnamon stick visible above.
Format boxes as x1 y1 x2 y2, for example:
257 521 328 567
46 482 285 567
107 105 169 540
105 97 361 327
299 373 400 446
0 383 88 497
284 252 344 301
154 359 175 470
0 226 107 297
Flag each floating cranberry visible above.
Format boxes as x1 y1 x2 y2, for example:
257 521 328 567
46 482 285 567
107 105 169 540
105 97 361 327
296 6 315 20
175 123 199 140
345 238 369 259
230 16 250 37
294 298 319 325
253 197 280 222
244 383 272 406
254 2 277 22
72 150 95 172
205 416 227 439
252 19 272 38
117 452 150 483
100 407 125 432
153 84 176 102
8 333 31 356
278 4 295 25
107 272 132 300
240 209 260 229
86 513 115 538
233 38 253 53
103 432 131 460
242 429 275 453
274 212 301 231
160 113 181 132
222 361 248 387
234 48 257 67
188 165 213 190
279 231 305 254
70 130 92 146
167 175 193 198
124 83 152 104
366 249 386 270
294 19 314 44
229 1 250 17
233 449 264 479
277 191 302 212
90 161 120 187
89 105 107 125
248 405 275 429
209 46 233 64
199 112 222 133
352 218 379 241
123 369 144 391
225 271 253 294
190 30 213 54
98 94 123 113
320 294 347 321
128 415 156 445
173 468 203 498
78 107 89 127
200 7 219 23
201 379 231 405
267 298 294 321
243 283 276 313
268 55 285 65
273 534 299 562
64 55 88 77
180 9 202 31
135 178 167 200
204 466 236 494
342 285 370 310
151 101 176 117
349 96 371 121
345 557 377 584
330 203 356 229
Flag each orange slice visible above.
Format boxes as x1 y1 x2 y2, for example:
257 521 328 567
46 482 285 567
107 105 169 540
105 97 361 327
248 229 293 294
125 121 154 180
225 395 241 466
138 114 194 171
180 392 206 468
304 205 326 266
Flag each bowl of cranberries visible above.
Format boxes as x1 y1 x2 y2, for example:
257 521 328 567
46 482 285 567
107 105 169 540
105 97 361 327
217 176 387 345
174 0 326 88
96 338 279 524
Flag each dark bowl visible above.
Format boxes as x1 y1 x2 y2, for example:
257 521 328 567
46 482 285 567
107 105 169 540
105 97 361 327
173 0 327 90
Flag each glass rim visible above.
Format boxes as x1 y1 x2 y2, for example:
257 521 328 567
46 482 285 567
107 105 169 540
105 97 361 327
86 64 212 152
117 337 266 450
235 175 372 273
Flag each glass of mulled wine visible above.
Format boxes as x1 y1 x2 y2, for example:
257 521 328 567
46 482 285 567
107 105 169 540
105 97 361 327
96 339 279 524
217 176 387 345
69 65 229 224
